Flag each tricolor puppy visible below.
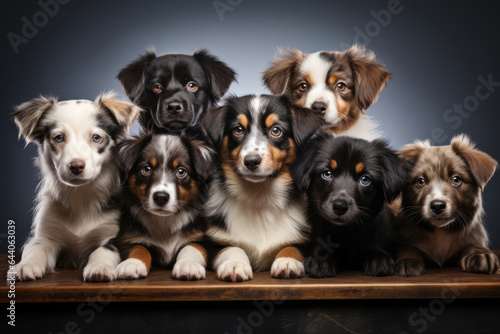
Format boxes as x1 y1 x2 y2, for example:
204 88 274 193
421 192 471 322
9 93 141 281
263 45 390 140
291 132 410 277
202 94 320 282
112 132 216 280
395 134 499 276
118 48 236 133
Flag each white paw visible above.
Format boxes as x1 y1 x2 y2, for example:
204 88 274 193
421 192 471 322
10 262 46 281
172 261 206 281
116 258 148 280
217 261 253 282
83 263 117 282
271 257 305 279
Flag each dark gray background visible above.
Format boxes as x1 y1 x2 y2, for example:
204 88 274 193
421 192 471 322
2 0 499 251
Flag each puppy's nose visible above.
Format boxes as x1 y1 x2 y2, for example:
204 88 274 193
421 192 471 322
333 200 349 216
167 102 183 115
153 192 170 207
430 200 446 214
311 102 327 114
68 160 85 175
244 155 262 171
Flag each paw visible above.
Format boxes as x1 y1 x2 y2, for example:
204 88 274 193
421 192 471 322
116 258 148 280
271 257 305 279
461 251 500 274
172 261 206 281
364 254 395 277
83 263 117 282
304 256 337 278
9 262 46 281
216 261 253 282
395 258 425 277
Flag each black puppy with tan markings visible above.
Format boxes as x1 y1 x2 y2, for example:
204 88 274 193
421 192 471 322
395 134 499 276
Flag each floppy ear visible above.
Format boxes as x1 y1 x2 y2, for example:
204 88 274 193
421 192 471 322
114 133 152 177
117 49 157 103
186 138 218 183
290 104 326 148
200 106 226 148
451 134 497 190
12 96 57 144
373 139 412 203
263 48 304 94
97 92 143 136
398 140 430 164
193 49 236 102
345 45 391 110
290 131 327 193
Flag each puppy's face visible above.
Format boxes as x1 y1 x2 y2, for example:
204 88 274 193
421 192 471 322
118 49 236 132
263 46 390 131
399 135 497 229
117 134 215 216
292 133 408 225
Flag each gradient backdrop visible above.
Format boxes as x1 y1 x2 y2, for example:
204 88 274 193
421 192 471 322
2 0 500 252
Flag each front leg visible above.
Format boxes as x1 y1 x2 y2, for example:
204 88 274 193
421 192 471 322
460 246 500 274
271 246 305 279
394 246 425 277
83 244 120 282
172 243 207 280
9 237 59 281
214 247 253 282
304 255 339 278
363 250 395 277
116 244 152 280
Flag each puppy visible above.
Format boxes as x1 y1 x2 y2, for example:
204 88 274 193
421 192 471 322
202 94 320 281
118 48 236 133
10 93 141 281
112 132 216 280
395 134 499 276
291 132 410 277
263 45 390 140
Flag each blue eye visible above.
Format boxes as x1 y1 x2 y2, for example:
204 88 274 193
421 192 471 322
360 175 371 186
53 134 64 143
92 134 102 143
321 170 332 180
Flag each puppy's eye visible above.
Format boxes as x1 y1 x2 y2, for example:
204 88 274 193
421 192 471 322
176 167 187 178
321 170 332 180
298 82 308 92
141 165 152 176
451 175 463 186
234 125 245 137
416 177 426 187
336 82 346 91
270 126 282 137
187 81 198 92
91 134 103 143
53 134 64 143
153 83 163 93
359 175 372 186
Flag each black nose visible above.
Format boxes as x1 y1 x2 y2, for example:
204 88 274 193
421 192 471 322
68 160 85 175
333 200 349 216
430 200 446 214
167 102 183 115
311 102 327 114
244 155 262 171
153 192 170 207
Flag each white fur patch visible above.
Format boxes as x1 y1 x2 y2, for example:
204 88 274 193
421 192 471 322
270 257 305 278
83 246 120 282
172 245 206 280
214 247 253 282
116 258 148 279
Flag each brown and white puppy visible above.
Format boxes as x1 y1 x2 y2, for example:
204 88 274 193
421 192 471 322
263 45 390 140
112 133 216 280
395 134 499 276
9 93 141 282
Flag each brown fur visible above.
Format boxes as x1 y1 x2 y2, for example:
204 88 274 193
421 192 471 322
128 245 152 272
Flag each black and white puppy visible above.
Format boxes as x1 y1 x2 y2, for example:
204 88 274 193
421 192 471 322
118 48 236 133
9 93 141 281
112 132 216 280
202 94 321 282
291 132 410 277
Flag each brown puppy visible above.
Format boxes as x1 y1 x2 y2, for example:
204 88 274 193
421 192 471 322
395 134 499 276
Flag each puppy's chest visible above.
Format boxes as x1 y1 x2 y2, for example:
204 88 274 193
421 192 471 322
415 229 466 266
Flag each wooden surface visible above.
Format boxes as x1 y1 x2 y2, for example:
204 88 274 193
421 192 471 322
2 253 500 303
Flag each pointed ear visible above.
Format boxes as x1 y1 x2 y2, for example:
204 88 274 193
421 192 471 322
97 93 143 136
12 96 57 143
373 140 412 203
451 134 497 190
290 103 325 148
263 48 304 94
185 138 218 183
117 49 157 103
193 49 236 102
200 105 226 148
398 140 430 164
291 131 327 193
345 45 391 110
114 133 152 176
